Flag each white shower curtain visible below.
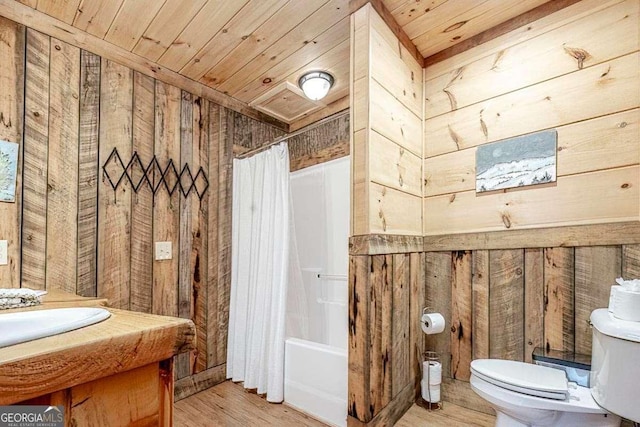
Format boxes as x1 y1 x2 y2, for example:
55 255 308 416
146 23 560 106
227 143 290 402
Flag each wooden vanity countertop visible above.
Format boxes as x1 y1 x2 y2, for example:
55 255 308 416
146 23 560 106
0 291 195 404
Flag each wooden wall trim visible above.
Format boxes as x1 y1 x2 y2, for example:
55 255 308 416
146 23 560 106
289 110 350 171
289 140 349 172
0 0 288 132
349 0 425 67
349 235 424 255
355 222 640 253
423 0 582 67
424 221 640 251
174 364 226 402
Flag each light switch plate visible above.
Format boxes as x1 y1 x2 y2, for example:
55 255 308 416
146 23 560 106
0 240 7 265
155 241 172 261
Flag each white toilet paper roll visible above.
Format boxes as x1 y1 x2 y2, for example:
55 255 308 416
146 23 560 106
421 312 445 335
422 361 442 385
613 287 640 321
421 379 441 403
608 285 622 313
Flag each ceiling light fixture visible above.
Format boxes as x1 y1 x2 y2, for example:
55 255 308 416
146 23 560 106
298 71 334 101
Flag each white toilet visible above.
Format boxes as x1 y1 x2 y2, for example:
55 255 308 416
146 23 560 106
470 308 640 427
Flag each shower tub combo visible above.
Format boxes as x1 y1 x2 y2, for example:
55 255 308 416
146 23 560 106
285 157 349 427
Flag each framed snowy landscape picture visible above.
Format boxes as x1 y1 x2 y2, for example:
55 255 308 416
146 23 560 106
476 130 557 193
0 140 19 203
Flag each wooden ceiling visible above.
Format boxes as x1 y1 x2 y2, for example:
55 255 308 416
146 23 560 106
382 0 551 58
14 0 553 125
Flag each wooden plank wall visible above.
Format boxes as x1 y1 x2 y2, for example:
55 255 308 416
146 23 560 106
0 16 283 398
351 4 423 237
227 109 286 153
417 0 640 418
348 1 640 424
348 253 425 426
423 0 640 235
288 112 349 172
424 244 640 414
233 110 350 172
0 16 24 289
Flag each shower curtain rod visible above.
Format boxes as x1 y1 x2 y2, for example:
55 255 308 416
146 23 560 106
235 109 349 160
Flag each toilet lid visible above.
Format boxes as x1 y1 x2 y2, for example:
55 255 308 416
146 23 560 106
470 359 569 400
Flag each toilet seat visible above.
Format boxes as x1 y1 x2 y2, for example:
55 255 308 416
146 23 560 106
470 373 609 414
471 359 569 400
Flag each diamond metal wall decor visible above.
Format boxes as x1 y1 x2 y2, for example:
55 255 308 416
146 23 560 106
102 147 209 202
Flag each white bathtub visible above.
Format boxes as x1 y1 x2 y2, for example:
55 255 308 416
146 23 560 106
284 337 347 427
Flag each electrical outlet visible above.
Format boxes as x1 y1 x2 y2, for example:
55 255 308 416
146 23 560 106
0 240 7 266
155 241 172 261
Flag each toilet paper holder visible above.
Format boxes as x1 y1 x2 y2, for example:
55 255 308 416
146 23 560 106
421 350 442 411
421 307 446 335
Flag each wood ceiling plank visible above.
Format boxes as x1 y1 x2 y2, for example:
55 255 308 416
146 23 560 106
0 0 288 130
218 0 349 98
157 0 249 72
73 0 125 39
180 0 289 81
36 0 81 24
412 0 549 57
255 84 321 123
199 0 329 88
246 37 349 124
289 95 348 132
17 0 37 7
387 0 448 27
424 0 617 76
403 0 483 39
104 0 167 51
132 0 208 62
233 19 349 103
318 87 349 114
283 39 350 103
382 0 410 13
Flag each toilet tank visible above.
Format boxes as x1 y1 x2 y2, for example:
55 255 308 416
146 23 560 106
590 308 640 423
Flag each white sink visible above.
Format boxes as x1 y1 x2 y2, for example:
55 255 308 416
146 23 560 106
0 307 111 348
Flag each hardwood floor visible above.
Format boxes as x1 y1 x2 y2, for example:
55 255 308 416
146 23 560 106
396 403 495 427
174 381 496 426
173 381 325 426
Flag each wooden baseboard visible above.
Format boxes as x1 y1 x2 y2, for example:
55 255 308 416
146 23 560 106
347 382 414 426
174 364 226 401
